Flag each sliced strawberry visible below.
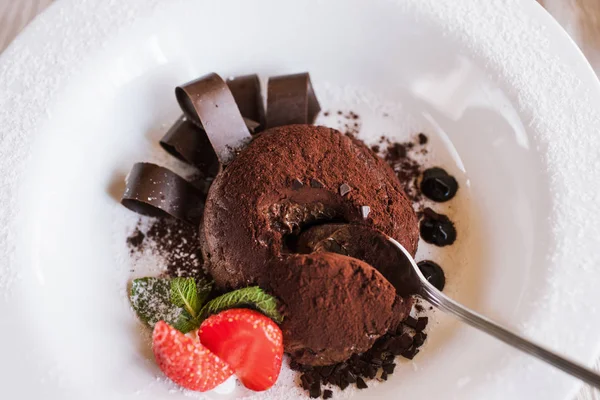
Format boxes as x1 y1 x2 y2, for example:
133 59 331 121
152 321 234 392
199 308 283 391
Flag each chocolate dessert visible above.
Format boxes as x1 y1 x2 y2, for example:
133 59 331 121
201 124 419 290
267 252 402 365
121 71 460 397
296 223 420 297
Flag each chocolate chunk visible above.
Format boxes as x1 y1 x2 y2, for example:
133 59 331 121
415 317 428 331
266 72 321 128
356 377 368 389
310 178 324 188
382 363 396 375
339 183 352 196
176 73 252 164
420 207 457 246
339 377 349 390
121 162 204 225
380 371 388 381
398 333 414 349
323 390 333 399
417 260 446 291
226 74 266 131
319 365 334 378
292 178 304 190
301 374 312 390
418 133 428 145
360 205 371 219
400 347 420 360
413 331 427 347
420 167 458 202
159 116 221 177
309 382 321 398
346 371 357 383
364 365 377 379
404 316 418 329
389 335 412 355
290 360 301 371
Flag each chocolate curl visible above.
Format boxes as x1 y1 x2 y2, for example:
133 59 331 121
176 73 252 165
266 72 321 128
159 116 221 177
121 162 204 225
227 74 266 133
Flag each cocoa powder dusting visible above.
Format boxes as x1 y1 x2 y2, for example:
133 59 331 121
374 134 428 203
127 217 205 279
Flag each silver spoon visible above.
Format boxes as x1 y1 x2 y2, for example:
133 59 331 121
386 237 600 389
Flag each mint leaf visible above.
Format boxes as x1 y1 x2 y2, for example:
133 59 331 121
130 277 182 327
170 277 200 318
199 286 283 323
172 309 200 334
195 278 214 307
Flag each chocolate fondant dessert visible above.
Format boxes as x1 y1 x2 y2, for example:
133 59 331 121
122 71 458 397
201 124 419 290
267 252 409 365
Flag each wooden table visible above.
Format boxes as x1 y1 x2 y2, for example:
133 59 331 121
0 0 598 398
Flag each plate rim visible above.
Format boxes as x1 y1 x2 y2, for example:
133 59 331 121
1 1 600 399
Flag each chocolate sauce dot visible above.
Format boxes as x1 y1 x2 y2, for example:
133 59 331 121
417 260 446 291
419 208 456 246
420 167 458 202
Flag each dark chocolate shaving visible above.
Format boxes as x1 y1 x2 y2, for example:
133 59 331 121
159 116 221 177
226 74 265 132
292 178 304 190
121 162 204 225
266 72 321 128
310 178 324 188
176 73 252 164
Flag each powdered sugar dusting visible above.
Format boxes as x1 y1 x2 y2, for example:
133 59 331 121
1 0 599 399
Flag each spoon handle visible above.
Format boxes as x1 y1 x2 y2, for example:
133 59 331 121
420 284 600 389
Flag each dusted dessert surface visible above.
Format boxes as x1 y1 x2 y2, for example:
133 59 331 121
201 124 419 289
266 252 403 366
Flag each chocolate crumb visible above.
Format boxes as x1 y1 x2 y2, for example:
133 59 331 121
356 377 368 389
346 371 357 383
418 133 428 145
399 333 413 349
370 145 380 153
415 317 428 331
404 316 418 329
413 332 427 347
292 178 304 190
361 205 371 219
323 390 333 399
380 371 388 381
339 378 349 390
126 228 145 250
127 217 204 279
339 183 352 196
309 382 321 398
380 137 424 202
324 111 330 117
310 178 325 188
382 363 396 375
301 375 312 390
400 347 420 360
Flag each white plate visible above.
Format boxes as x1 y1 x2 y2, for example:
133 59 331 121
2 1 600 399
